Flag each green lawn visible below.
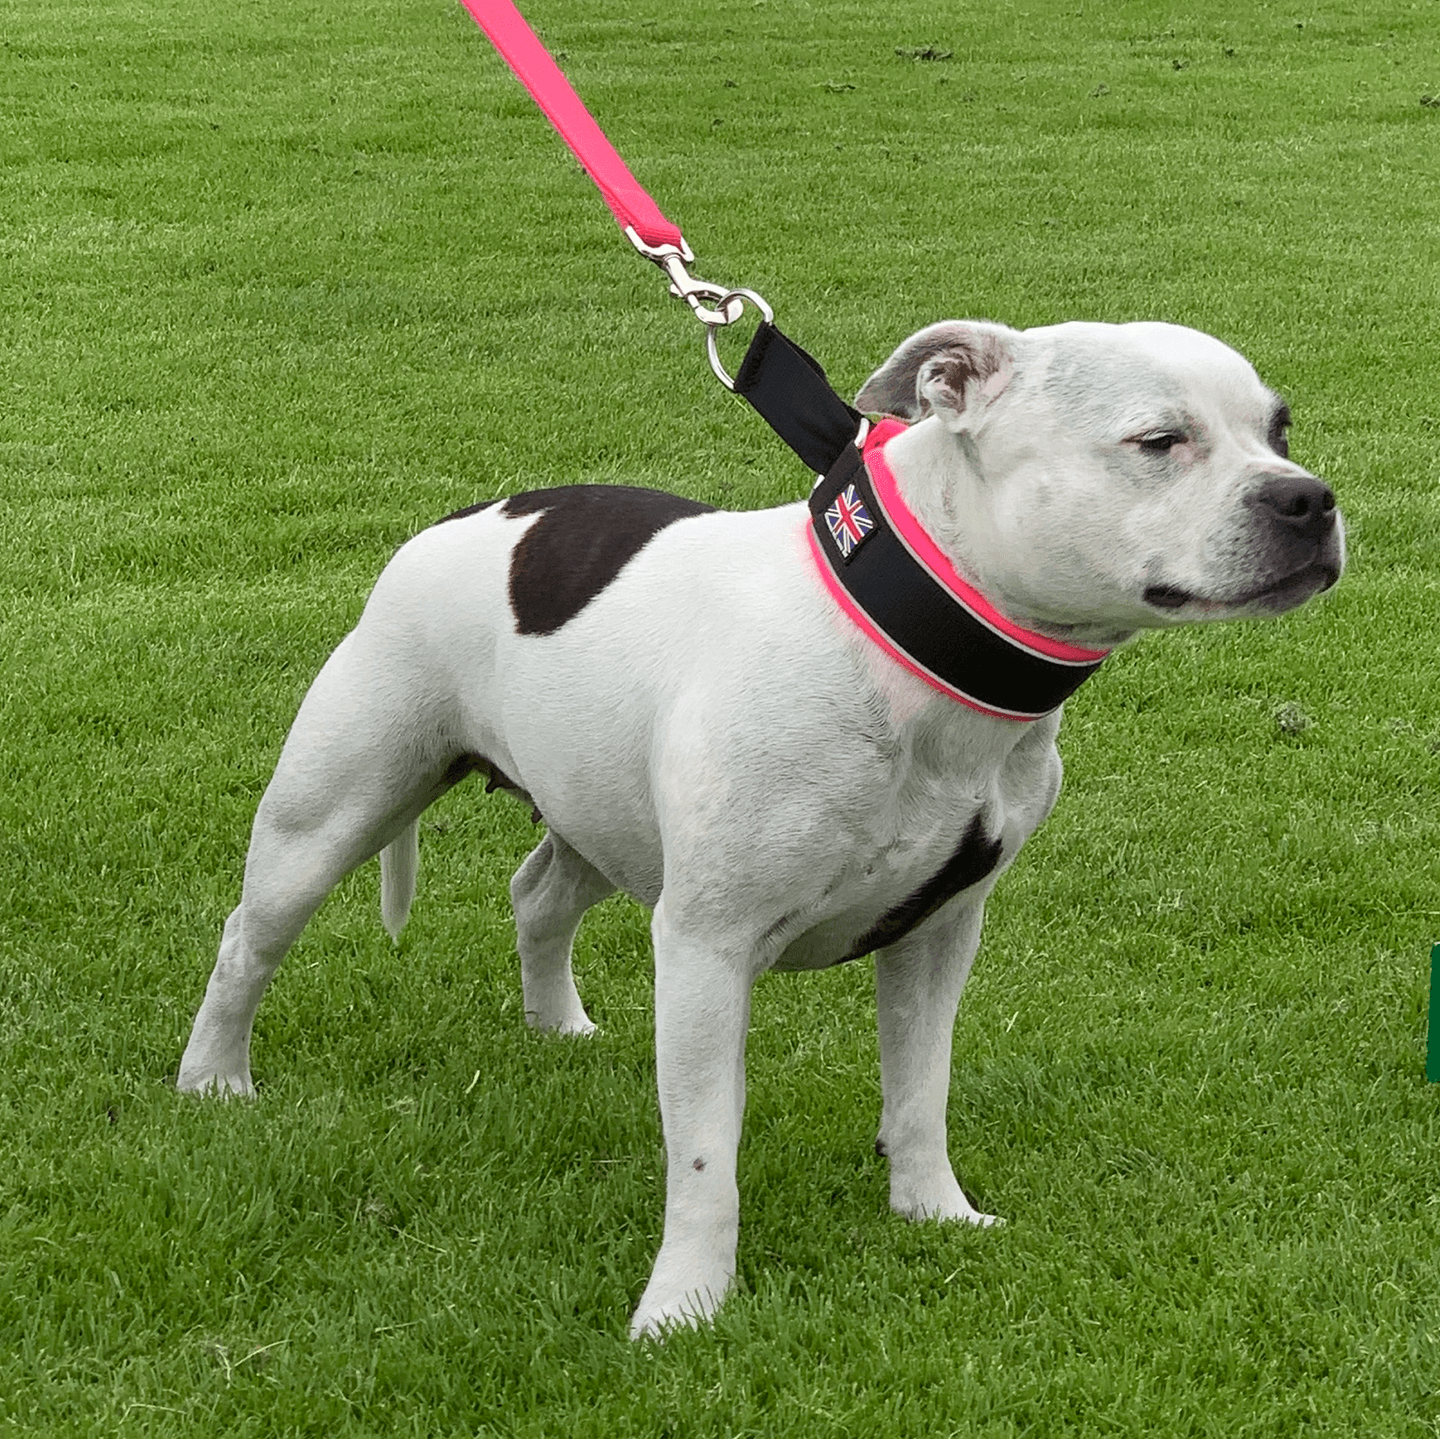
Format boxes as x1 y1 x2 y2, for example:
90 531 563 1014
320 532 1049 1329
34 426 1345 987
2 0 1439 1433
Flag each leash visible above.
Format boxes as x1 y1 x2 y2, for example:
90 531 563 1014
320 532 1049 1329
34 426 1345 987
457 0 860 475
459 0 1107 717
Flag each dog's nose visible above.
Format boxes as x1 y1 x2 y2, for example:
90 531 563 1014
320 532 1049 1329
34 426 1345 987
1248 473 1336 542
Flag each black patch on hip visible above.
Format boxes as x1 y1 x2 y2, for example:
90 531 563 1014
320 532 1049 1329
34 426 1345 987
840 813 1004 962
501 485 716 636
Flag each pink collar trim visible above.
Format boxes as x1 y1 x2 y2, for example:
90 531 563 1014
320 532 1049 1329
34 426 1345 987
860 419 1110 666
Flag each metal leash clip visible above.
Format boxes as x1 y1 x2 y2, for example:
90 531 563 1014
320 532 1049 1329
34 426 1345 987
625 227 773 389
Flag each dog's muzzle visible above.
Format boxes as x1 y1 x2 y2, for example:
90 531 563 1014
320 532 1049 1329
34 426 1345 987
1143 470 1343 615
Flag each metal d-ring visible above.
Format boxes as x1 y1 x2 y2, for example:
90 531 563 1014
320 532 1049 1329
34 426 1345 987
705 288 775 390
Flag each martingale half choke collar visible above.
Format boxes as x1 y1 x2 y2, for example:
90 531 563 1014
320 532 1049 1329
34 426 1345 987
808 420 1109 721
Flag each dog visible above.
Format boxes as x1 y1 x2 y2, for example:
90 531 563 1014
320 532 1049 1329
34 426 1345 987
178 318 1344 1338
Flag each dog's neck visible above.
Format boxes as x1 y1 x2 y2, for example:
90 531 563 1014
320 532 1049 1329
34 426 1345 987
807 421 1110 722
881 419 1138 653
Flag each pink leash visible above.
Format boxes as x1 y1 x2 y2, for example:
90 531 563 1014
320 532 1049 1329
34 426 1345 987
456 0 681 251
458 0 770 362
457 0 861 470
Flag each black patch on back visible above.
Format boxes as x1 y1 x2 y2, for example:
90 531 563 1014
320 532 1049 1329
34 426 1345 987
840 813 1004 962
502 485 716 636
434 498 501 526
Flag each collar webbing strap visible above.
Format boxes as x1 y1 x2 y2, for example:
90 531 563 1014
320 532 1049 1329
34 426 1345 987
732 322 862 475
808 425 1108 720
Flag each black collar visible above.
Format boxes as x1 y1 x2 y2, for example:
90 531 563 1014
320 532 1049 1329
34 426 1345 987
807 421 1108 720
726 319 1107 718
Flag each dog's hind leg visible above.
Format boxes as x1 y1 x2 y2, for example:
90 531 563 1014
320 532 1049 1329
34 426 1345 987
178 630 453 1096
510 832 615 1035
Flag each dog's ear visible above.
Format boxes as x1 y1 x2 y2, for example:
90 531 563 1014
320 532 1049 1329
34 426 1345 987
855 321 1015 432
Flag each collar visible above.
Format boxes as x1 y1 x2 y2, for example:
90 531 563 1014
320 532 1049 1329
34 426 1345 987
806 419 1109 721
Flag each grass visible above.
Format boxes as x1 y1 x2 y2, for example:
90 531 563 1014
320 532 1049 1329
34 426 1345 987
2 0 1439 1432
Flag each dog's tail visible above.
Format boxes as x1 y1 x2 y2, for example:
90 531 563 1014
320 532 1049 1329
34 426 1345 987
380 818 420 940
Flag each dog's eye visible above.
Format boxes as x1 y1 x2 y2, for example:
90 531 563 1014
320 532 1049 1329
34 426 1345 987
1135 431 1186 454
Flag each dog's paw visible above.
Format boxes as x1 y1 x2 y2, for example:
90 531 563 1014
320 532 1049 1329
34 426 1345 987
175 1068 256 1098
958 1207 1004 1228
896 1197 1002 1226
629 1251 733 1342
628 1283 725 1342
890 1172 1001 1226
555 1014 598 1038
525 1009 597 1038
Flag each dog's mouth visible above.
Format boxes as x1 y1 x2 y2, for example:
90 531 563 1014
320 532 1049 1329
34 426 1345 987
1143 559 1342 616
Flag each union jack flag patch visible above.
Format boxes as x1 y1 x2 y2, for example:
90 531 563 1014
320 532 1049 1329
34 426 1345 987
824 483 875 559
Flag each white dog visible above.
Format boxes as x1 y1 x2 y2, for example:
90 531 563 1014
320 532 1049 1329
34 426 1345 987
178 319 1344 1338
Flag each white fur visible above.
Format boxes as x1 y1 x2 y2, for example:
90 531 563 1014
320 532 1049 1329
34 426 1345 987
177 320 1344 1339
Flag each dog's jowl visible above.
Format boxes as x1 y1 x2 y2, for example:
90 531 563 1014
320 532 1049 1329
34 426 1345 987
178 319 1344 1339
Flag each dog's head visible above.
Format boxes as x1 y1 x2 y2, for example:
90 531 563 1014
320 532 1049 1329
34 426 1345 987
857 319 1345 646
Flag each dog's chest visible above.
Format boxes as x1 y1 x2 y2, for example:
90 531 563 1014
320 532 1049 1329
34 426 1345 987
770 718 1061 970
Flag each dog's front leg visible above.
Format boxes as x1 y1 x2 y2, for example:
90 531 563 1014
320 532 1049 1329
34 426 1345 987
629 901 754 1340
874 899 999 1226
